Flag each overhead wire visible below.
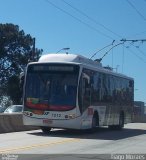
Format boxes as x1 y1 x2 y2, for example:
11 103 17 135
125 32 146 62
45 0 146 66
126 0 146 21
61 0 146 65
123 41 146 63
131 43 146 57
61 0 122 38
127 47 146 63
127 30 146 38
121 40 146 63
124 39 146 59
137 47 146 57
45 0 114 40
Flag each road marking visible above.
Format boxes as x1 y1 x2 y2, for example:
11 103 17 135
0 138 80 153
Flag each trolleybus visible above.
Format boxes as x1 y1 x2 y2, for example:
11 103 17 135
23 53 134 133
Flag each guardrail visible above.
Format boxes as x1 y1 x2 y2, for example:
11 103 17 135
0 113 39 133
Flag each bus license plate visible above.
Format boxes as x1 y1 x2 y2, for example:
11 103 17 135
43 119 53 124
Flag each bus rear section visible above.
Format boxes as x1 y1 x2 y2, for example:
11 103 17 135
23 63 82 131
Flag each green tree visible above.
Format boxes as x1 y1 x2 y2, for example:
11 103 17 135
0 23 43 105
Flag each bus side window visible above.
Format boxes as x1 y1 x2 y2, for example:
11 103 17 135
83 78 90 96
129 80 134 88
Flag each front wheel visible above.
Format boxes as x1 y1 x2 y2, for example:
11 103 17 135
91 113 99 131
41 127 51 133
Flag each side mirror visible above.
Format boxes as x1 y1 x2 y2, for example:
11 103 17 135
82 73 90 84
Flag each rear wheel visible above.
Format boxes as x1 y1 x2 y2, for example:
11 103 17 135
41 127 51 133
117 112 124 130
108 112 124 130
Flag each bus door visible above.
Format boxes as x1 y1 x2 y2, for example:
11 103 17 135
82 73 91 112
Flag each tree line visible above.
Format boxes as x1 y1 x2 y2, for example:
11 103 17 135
0 23 43 106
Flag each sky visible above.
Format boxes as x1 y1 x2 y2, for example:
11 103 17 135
0 0 146 103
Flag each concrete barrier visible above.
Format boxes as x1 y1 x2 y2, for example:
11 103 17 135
0 113 39 133
1 113 144 133
133 115 146 123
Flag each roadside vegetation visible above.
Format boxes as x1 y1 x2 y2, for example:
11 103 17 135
0 23 43 107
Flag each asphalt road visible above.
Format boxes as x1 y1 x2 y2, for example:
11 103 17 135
0 123 146 160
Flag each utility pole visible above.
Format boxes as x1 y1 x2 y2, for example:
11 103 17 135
32 38 35 61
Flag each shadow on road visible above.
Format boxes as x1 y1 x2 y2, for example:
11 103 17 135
28 125 146 140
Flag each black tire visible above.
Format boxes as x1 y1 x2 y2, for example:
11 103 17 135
108 125 116 130
91 113 99 131
41 127 51 133
108 112 124 130
117 112 124 130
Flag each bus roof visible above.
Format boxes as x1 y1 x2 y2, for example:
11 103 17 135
39 53 102 66
38 53 133 80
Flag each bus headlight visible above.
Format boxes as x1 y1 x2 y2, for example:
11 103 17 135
65 114 75 119
68 114 75 119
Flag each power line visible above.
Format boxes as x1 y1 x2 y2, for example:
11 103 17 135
90 38 146 63
121 38 146 64
127 47 146 64
94 39 146 65
61 0 121 38
45 0 114 40
136 47 146 57
127 30 146 38
130 43 146 61
45 0 146 65
126 39 146 57
130 43 146 58
126 0 146 21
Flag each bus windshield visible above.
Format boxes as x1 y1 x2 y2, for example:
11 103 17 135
24 64 79 111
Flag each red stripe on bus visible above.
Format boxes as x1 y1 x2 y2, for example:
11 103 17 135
26 102 74 111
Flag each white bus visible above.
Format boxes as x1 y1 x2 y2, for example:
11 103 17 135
23 53 134 133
